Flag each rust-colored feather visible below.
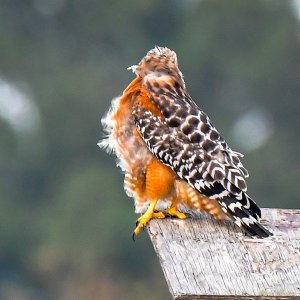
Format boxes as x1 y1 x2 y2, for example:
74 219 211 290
100 46 272 238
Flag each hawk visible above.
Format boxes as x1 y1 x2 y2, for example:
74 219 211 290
99 47 272 239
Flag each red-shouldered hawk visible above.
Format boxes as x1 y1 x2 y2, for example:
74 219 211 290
99 47 272 239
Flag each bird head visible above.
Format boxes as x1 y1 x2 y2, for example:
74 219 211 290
128 47 183 81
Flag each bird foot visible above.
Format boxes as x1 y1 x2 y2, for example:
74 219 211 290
132 205 186 240
164 206 187 219
133 211 165 239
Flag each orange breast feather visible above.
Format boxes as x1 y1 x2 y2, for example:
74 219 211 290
146 159 175 200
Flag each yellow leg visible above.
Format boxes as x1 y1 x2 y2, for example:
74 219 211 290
133 198 165 239
164 202 187 219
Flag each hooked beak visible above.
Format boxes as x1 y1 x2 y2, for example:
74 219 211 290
127 65 138 73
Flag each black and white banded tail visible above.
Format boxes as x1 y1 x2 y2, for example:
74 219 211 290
220 194 273 238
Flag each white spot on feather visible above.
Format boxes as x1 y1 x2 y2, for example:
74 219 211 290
228 201 242 211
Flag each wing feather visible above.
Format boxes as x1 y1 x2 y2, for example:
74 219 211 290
139 75 248 194
132 74 274 236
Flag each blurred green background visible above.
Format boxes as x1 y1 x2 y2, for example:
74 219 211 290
0 0 300 299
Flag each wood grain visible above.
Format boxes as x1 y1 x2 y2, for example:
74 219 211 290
147 208 300 299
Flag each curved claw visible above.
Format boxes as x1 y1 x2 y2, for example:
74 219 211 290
133 210 166 240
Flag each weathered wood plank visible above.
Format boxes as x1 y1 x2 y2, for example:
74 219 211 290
148 208 300 299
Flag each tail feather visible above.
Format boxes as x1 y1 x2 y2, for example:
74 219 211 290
239 193 262 220
220 196 273 238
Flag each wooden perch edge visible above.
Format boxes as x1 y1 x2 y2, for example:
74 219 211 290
147 208 300 300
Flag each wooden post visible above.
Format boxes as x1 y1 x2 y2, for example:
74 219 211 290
147 208 300 299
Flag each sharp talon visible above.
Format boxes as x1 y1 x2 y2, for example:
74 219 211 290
133 219 144 237
133 200 165 238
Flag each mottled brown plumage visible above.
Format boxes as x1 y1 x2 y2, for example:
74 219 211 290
100 47 272 238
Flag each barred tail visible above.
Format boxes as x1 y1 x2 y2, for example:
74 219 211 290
220 195 273 238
